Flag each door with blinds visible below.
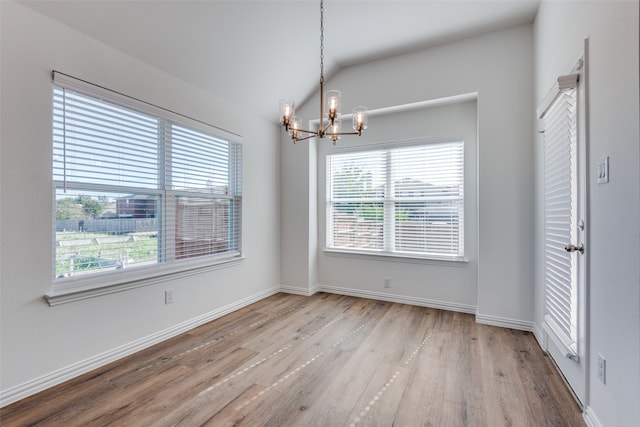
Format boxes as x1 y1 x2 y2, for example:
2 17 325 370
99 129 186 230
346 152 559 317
539 57 587 405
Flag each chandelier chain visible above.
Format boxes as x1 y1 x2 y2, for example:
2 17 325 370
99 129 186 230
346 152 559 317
320 0 324 84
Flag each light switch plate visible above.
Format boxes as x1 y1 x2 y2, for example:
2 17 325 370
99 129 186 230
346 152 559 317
597 156 609 184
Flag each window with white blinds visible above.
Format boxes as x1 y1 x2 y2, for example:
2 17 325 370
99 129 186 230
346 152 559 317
52 72 242 286
542 85 579 354
326 141 464 260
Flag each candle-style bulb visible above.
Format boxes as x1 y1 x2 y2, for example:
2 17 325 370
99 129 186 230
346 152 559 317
289 115 301 141
352 106 368 133
325 90 341 123
279 99 295 128
329 119 341 143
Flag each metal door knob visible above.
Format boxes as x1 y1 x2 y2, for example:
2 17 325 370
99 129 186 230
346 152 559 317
564 243 584 254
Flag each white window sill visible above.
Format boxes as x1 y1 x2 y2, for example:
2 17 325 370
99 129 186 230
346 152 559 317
45 255 245 306
323 248 468 266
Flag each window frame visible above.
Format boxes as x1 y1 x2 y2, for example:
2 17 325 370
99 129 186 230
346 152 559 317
47 72 243 304
324 138 465 262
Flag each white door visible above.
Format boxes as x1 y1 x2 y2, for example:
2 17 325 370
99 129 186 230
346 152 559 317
540 56 587 405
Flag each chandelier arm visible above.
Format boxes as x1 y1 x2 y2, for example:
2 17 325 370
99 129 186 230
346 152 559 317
293 134 319 143
293 127 320 136
321 121 334 134
327 131 361 136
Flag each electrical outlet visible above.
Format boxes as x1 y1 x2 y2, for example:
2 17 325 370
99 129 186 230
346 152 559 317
597 353 606 384
165 289 175 304
383 277 391 288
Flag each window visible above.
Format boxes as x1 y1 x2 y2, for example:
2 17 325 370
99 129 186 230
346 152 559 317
52 72 242 288
326 140 464 260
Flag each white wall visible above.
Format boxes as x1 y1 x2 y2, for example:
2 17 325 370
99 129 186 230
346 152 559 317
534 1 640 425
282 24 535 326
0 1 280 403
280 135 314 293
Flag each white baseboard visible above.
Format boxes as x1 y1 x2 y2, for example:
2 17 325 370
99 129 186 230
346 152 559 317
317 284 477 314
279 284 319 296
532 322 545 348
475 313 535 332
583 405 603 427
0 286 279 408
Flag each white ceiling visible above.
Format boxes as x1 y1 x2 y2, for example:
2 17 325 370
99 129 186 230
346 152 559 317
22 0 539 121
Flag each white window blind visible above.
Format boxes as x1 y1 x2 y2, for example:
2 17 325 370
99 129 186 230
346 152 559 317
52 72 242 286
326 141 464 260
542 84 578 355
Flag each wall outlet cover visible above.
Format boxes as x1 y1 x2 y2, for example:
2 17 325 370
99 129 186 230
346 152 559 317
165 289 175 304
597 353 606 384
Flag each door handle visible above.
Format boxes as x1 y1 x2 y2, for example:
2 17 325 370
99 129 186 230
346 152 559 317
565 243 584 254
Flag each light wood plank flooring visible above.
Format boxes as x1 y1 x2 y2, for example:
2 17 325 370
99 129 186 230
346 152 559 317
1 293 585 426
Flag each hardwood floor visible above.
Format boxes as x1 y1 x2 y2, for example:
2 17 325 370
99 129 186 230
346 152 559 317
1 293 585 426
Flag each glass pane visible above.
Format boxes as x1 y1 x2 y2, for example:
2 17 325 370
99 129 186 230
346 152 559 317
175 196 240 259
171 125 231 194
330 202 384 250
391 143 464 190
53 88 158 188
395 200 462 256
329 150 387 200
55 189 159 279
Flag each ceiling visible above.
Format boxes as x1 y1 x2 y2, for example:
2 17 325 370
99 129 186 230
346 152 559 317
22 0 540 121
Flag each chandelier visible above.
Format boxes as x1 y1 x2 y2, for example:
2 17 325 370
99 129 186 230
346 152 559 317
279 0 368 144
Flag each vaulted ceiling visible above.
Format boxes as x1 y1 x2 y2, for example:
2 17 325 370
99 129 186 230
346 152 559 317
22 0 539 121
